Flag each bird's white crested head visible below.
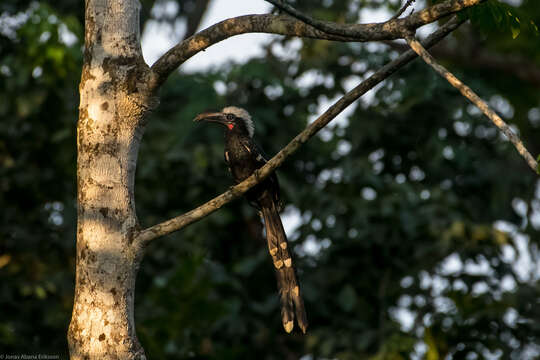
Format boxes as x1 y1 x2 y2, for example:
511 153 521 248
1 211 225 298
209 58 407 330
222 106 254 138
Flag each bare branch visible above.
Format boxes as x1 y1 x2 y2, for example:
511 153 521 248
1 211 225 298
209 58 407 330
147 14 354 90
265 0 482 37
148 0 483 90
134 16 465 248
391 0 416 20
383 38 540 88
405 35 538 173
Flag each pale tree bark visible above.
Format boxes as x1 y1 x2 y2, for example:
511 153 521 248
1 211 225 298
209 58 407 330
68 0 155 358
69 0 534 358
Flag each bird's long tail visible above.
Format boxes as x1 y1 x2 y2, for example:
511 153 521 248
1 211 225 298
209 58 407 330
261 201 308 334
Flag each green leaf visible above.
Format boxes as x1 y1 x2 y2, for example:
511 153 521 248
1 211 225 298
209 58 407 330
536 155 540 175
510 14 521 39
465 0 538 38
35 286 47 299
530 20 540 36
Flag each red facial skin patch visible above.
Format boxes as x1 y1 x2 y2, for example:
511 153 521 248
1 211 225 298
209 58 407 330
227 123 235 130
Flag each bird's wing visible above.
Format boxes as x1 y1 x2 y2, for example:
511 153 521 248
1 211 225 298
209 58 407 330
240 137 268 166
224 150 232 175
245 138 283 210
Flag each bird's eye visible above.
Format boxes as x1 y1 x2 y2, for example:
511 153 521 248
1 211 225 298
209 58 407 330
226 114 235 121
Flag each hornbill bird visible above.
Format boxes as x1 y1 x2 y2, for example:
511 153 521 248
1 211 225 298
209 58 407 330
194 106 308 334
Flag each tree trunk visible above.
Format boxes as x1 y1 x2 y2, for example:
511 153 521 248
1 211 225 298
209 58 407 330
68 0 154 358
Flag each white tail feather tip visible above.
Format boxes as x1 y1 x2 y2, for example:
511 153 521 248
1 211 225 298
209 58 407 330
284 321 294 333
284 258 292 267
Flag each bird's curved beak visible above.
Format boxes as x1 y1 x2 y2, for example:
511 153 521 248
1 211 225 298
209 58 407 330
193 112 227 124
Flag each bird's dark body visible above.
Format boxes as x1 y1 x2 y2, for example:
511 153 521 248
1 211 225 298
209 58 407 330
194 107 308 334
224 128 280 209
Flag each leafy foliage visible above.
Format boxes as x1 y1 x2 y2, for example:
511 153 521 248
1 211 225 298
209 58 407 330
0 2 81 356
462 0 539 38
2 0 540 359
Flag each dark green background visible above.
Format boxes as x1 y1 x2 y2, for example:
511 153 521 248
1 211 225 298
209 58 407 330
1 0 539 358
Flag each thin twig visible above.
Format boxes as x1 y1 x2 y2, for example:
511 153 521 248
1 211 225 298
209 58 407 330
406 35 538 173
381 39 540 87
265 0 338 33
134 16 465 248
391 0 416 20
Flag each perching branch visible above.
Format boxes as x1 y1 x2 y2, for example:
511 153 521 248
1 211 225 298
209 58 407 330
148 0 483 90
134 16 465 248
405 35 538 173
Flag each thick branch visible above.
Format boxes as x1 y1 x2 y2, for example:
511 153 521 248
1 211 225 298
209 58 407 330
406 36 538 173
134 16 465 247
148 14 353 90
148 0 482 90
